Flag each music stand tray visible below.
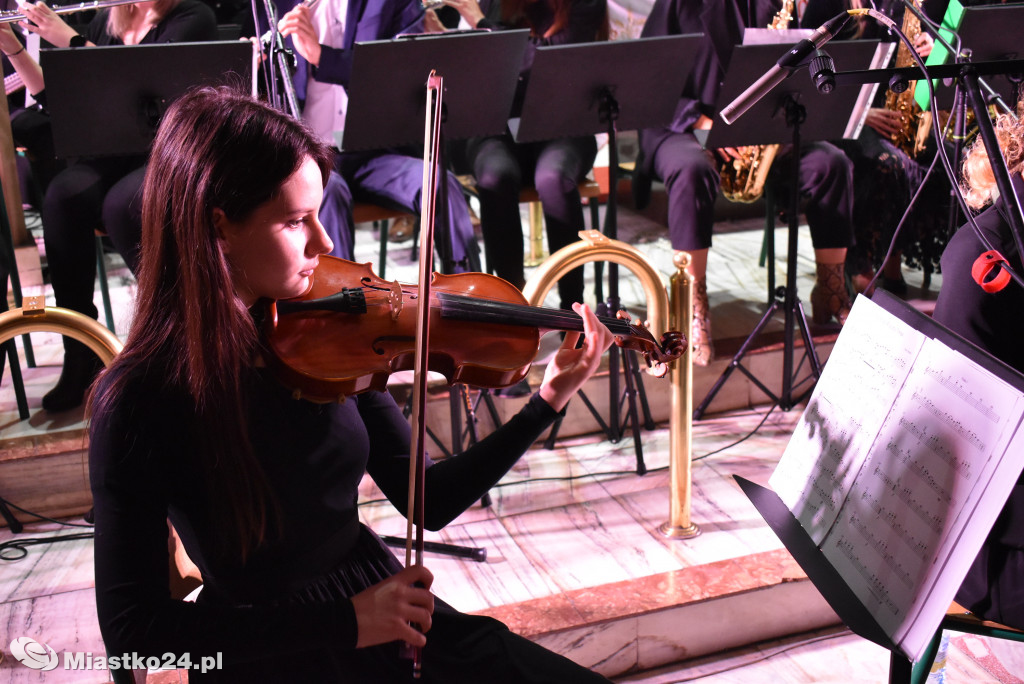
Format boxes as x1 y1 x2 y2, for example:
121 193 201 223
509 34 704 143
41 41 254 158
926 3 1024 111
340 29 529 152
705 39 882 148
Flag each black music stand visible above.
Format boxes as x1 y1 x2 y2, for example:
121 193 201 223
341 31 528 561
41 41 254 158
693 39 880 419
511 35 703 468
736 288 1024 674
342 29 528 150
341 29 527 278
925 3 1023 113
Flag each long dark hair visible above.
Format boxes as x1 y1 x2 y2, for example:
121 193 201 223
90 86 334 559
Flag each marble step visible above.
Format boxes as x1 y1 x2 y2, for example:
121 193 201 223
477 548 841 678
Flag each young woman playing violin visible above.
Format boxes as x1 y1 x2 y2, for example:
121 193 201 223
88 85 615 682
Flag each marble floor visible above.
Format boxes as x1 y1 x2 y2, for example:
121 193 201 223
2 195 1022 683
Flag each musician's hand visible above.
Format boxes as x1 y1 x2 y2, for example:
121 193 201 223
441 0 485 27
0 23 22 56
539 302 614 413
913 31 932 58
693 114 714 131
18 2 79 48
717 146 745 162
423 8 446 33
864 107 903 138
278 4 321 67
351 565 435 649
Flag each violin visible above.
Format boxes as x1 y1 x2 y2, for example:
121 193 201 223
263 255 686 403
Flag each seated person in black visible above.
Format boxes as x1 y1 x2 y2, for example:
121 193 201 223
634 0 856 366
932 103 1024 629
89 85 616 682
0 0 217 413
432 0 607 312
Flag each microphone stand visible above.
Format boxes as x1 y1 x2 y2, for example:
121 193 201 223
252 0 303 118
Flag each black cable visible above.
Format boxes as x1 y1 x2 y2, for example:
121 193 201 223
864 9 1024 290
356 407 784 509
0 533 94 562
691 404 778 462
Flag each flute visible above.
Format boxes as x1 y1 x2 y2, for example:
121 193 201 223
0 0 154 24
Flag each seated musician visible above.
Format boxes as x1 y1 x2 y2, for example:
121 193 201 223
933 100 1024 629
427 0 607 313
634 0 856 366
0 0 217 412
820 0 951 297
274 0 482 275
89 84 616 682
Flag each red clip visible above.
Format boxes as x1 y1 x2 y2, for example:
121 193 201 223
971 250 1012 293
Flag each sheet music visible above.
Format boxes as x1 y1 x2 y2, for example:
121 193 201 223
820 340 1023 648
770 297 926 542
768 295 1024 661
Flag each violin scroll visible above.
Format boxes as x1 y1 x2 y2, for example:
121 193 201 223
612 310 686 378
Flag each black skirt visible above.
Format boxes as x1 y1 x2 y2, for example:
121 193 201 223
194 525 611 683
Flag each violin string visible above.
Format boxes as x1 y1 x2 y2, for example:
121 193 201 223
436 292 635 335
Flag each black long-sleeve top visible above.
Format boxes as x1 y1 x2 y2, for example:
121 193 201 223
89 362 562 664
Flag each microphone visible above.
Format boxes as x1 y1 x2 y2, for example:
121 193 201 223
719 11 852 124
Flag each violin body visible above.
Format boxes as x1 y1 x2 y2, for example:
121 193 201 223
266 257 540 402
264 257 686 404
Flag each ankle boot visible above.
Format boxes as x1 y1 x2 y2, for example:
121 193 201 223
810 262 852 326
42 338 104 413
691 277 714 366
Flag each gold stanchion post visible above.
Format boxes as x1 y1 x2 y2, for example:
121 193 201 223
660 251 700 539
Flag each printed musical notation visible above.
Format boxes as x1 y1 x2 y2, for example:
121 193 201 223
834 534 902 617
768 295 1024 661
911 391 986 452
925 365 1002 424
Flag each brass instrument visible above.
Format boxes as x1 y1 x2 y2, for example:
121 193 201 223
718 0 793 203
884 0 932 158
0 0 154 24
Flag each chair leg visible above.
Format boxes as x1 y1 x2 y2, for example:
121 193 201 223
95 234 115 334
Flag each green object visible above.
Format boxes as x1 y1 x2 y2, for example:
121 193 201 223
914 0 965 112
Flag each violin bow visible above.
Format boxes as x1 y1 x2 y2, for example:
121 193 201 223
403 69 444 678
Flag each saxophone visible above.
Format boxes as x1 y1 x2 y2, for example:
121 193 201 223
884 0 932 158
719 0 793 203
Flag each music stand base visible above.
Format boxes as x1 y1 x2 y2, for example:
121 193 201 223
693 287 820 420
381 535 487 563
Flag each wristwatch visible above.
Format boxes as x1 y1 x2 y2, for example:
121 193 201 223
68 34 86 48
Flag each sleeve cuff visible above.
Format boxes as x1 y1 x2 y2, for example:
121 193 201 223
528 391 566 420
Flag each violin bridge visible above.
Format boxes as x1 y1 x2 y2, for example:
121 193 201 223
388 280 403 320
